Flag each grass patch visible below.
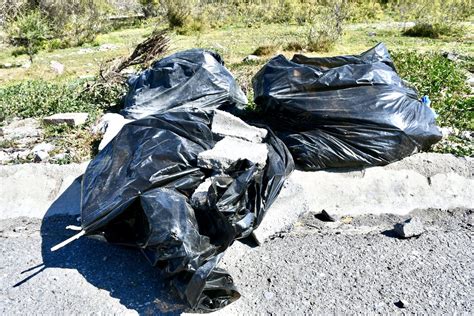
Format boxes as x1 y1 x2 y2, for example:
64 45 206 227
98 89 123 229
391 51 473 130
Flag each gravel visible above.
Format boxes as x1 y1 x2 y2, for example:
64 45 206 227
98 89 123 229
1 208 473 315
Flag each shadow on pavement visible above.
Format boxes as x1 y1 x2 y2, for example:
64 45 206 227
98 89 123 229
38 175 186 315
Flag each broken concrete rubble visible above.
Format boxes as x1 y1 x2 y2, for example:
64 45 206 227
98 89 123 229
1 118 41 141
34 150 50 163
197 136 268 171
191 177 214 209
212 110 267 143
394 217 424 238
32 143 55 154
43 113 89 126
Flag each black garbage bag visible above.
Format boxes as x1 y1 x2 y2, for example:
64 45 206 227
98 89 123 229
122 49 248 119
80 109 294 311
252 43 442 170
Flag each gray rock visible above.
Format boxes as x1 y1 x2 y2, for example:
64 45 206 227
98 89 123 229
460 131 473 141
467 76 474 88
0 62 21 69
32 143 55 154
43 113 89 126
52 153 67 160
394 299 409 308
367 31 377 37
98 44 117 51
13 150 31 160
50 60 64 74
34 151 49 162
243 55 260 62
314 209 337 222
197 136 268 171
394 217 424 238
212 110 267 143
1 118 41 140
0 151 10 163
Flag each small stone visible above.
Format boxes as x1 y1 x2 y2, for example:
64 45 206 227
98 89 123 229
34 150 49 162
197 136 268 171
43 113 89 126
460 131 472 141
439 127 454 138
14 149 31 160
1 118 41 140
394 299 408 308
468 76 474 88
32 142 55 154
98 43 117 51
314 209 337 222
212 110 267 143
52 153 66 160
368 31 377 37
243 55 260 63
0 151 10 163
264 291 274 300
340 216 353 224
50 60 64 74
394 217 424 238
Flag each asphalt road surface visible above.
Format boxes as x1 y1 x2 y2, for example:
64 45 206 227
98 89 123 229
1 208 472 315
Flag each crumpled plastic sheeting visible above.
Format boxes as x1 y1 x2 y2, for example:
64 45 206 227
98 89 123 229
252 43 442 170
121 49 248 120
80 110 294 311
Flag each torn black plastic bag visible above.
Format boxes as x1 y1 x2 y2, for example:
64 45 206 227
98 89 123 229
80 110 294 311
252 43 442 170
122 49 248 119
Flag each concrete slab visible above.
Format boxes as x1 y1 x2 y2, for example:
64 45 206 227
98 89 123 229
197 136 269 171
1 153 472 248
212 110 267 143
0 163 88 219
43 113 89 126
252 153 474 243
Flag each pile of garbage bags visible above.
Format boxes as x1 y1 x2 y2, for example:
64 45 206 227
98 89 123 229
252 43 442 170
79 44 441 312
122 49 248 119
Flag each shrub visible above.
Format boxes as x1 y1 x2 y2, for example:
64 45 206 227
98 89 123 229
284 41 305 51
396 0 470 39
162 0 192 29
253 45 278 56
3 0 110 56
5 10 51 62
306 0 348 52
0 78 126 121
403 22 465 39
391 51 472 130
